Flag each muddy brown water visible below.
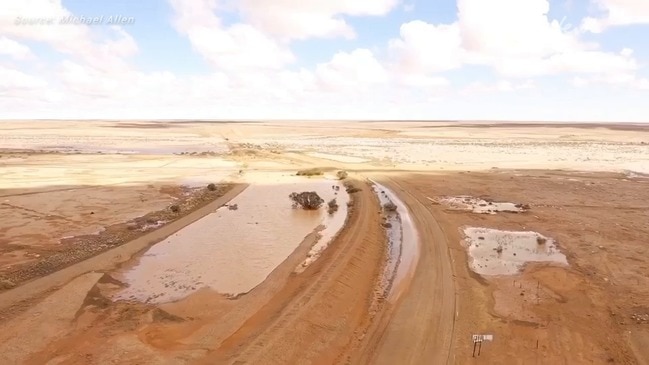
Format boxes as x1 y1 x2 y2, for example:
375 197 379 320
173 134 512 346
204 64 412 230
463 227 568 276
113 177 348 304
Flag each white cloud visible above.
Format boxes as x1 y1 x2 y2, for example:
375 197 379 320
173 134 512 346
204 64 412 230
582 0 649 32
169 0 294 70
0 0 647 121
0 37 34 60
0 65 47 91
237 0 400 40
388 0 640 80
0 0 137 71
315 49 388 91
389 21 464 74
461 80 535 95
458 0 581 58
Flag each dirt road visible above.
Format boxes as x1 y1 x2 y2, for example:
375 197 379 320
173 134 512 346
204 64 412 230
354 176 457 365
198 180 387 364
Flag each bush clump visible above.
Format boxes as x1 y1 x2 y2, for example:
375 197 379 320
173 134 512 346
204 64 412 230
327 198 339 214
296 168 324 176
289 191 324 210
170 204 180 213
383 201 398 212
536 236 547 245
336 170 348 180
207 183 217 191
343 181 361 193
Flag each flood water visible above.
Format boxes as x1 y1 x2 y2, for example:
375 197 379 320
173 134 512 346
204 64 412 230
113 175 349 304
463 227 568 276
371 181 419 302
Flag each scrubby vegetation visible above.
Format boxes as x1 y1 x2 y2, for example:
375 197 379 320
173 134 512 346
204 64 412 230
170 204 180 213
336 170 348 180
537 236 547 245
327 198 339 214
383 201 398 212
207 183 217 191
343 180 361 194
296 168 324 176
289 191 325 210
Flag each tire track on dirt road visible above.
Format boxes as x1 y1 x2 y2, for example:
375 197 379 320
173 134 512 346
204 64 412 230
198 180 386 365
356 176 456 365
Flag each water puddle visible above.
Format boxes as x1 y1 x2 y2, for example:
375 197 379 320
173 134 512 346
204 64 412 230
436 196 528 214
113 175 349 304
462 227 568 276
370 180 419 302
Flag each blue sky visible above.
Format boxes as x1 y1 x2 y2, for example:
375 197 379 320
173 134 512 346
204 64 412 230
0 0 648 121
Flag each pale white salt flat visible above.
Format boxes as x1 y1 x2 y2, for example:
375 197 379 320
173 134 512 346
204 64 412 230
463 227 568 276
114 175 348 303
0 154 239 189
306 152 370 163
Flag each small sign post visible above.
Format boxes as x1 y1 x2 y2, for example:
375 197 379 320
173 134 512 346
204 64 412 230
472 334 493 357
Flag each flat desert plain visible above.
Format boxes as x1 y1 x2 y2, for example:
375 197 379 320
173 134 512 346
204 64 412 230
0 120 648 365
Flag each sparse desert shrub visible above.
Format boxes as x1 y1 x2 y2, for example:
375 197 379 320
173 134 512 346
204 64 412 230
207 183 217 191
327 198 339 214
383 201 398 212
228 204 238 211
289 191 324 210
170 204 180 213
382 222 392 228
296 168 324 177
537 236 547 245
336 170 348 180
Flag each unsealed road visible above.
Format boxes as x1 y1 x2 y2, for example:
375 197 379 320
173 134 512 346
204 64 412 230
356 176 457 364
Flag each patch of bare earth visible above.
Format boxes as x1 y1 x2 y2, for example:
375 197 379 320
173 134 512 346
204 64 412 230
0 184 237 290
397 171 649 364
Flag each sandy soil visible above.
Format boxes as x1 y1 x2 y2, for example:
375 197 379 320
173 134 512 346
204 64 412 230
1 120 649 364
384 171 649 364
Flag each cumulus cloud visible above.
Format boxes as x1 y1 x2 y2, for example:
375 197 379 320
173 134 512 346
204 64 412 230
388 0 640 80
582 0 649 32
462 80 535 95
315 49 388 91
237 0 400 40
389 21 464 74
169 0 294 71
0 65 48 91
0 0 647 120
0 37 34 60
0 0 137 71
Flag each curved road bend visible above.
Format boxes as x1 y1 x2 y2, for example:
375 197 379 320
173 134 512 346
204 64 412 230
364 176 457 365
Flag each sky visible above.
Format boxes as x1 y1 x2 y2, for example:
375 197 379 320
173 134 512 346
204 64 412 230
1 0 648 121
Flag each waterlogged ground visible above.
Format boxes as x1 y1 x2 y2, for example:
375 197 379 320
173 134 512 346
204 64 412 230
114 175 349 303
371 181 419 301
462 227 568 276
